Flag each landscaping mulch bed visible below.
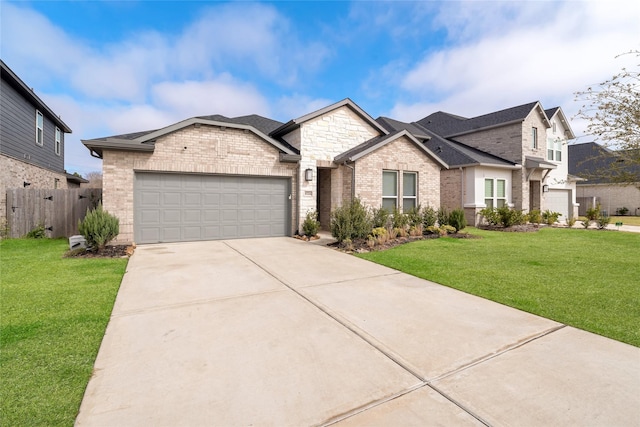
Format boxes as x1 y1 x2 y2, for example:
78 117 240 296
64 245 134 258
329 232 480 253
478 224 541 232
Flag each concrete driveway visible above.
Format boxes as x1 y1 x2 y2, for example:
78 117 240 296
76 237 640 426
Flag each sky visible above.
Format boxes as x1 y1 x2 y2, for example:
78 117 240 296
1 0 639 176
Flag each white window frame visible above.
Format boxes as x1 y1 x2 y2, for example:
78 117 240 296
555 140 562 162
402 171 418 212
36 110 44 146
382 170 398 210
485 178 507 209
55 127 61 156
531 127 538 149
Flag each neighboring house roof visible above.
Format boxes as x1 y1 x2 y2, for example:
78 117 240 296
270 98 389 138
545 107 576 139
334 129 448 168
376 116 517 169
66 173 89 184
0 59 72 133
82 115 298 159
568 142 640 184
417 101 549 137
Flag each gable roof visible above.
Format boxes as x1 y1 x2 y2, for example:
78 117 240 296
376 116 432 140
417 101 549 137
82 115 296 158
544 107 576 139
334 129 448 168
568 142 640 184
1 59 72 133
270 98 389 138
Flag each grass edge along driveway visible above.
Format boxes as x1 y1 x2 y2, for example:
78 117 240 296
358 228 639 347
0 238 127 427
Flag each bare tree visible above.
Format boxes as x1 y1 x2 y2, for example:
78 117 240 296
574 51 640 184
84 171 103 189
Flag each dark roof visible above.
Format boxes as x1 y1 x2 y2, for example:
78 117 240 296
66 173 89 184
107 129 158 140
544 107 559 119
334 130 403 163
197 114 284 135
417 101 543 137
568 142 640 184
376 116 516 168
1 59 72 133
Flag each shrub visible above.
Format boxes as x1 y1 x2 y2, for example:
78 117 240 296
597 214 611 230
585 204 600 222
527 209 542 225
566 215 577 227
422 206 437 228
480 206 525 227
406 205 422 227
409 224 423 236
301 210 320 237
542 210 561 225
78 203 119 250
448 209 467 232
0 218 9 239
329 198 372 242
372 207 390 229
391 206 409 230
437 208 449 227
616 207 629 216
479 207 500 226
25 223 46 239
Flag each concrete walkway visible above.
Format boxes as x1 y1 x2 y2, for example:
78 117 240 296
76 238 640 426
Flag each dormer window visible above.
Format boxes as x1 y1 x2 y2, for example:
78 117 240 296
36 110 44 146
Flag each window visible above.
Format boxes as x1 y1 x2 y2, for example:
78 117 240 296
555 140 562 162
382 171 398 210
36 110 44 145
55 127 61 156
531 127 538 149
548 139 563 162
552 122 557 134
485 178 506 209
402 172 417 211
548 139 554 160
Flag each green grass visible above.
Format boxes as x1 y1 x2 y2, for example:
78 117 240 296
0 239 127 426
358 228 640 347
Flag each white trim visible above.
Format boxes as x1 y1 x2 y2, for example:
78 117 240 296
55 127 61 156
382 170 398 209
36 110 44 146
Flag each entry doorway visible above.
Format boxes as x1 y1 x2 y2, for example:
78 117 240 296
529 180 541 212
317 168 332 229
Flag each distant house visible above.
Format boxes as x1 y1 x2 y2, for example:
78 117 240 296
380 101 578 225
568 142 640 216
0 59 84 222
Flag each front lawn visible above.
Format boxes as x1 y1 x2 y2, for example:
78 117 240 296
358 228 640 347
0 238 128 426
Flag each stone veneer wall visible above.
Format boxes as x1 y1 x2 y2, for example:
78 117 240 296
102 124 298 244
353 136 441 210
296 106 380 226
0 155 68 222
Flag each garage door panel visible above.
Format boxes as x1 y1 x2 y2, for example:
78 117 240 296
135 173 289 243
546 190 570 220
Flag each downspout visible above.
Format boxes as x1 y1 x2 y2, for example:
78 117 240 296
460 167 464 209
343 161 355 202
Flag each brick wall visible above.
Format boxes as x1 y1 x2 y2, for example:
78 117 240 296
440 168 463 211
577 184 640 216
0 155 68 222
354 135 441 210
102 124 298 243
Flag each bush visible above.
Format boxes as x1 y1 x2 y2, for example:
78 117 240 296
78 203 119 250
585 204 600 222
406 205 423 227
25 223 46 239
597 214 611 229
329 198 372 242
527 209 542 225
371 207 390 229
479 207 500 226
437 208 449 227
542 210 561 225
616 207 629 216
301 210 320 237
566 215 577 227
391 206 409 230
448 209 467 232
480 206 525 227
422 206 437 228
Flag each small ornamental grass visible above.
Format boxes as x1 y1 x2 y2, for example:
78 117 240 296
78 203 119 250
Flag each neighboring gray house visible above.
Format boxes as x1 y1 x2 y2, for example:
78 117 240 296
0 59 80 222
568 142 640 216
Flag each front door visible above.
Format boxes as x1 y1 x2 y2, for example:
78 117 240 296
529 180 541 211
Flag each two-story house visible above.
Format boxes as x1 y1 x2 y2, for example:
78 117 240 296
0 60 80 222
380 102 578 225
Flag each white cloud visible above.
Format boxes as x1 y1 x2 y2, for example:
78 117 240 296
274 94 334 120
389 1 640 138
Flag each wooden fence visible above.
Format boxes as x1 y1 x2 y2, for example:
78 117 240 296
5 188 102 238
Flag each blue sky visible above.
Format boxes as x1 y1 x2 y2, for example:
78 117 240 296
1 1 639 176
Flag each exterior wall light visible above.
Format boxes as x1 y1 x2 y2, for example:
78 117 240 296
304 168 313 181
23 181 31 187
542 184 549 193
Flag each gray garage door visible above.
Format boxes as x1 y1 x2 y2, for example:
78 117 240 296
134 173 290 244
545 189 570 221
